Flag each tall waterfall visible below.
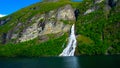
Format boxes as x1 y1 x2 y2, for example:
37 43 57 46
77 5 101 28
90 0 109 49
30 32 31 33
60 24 77 56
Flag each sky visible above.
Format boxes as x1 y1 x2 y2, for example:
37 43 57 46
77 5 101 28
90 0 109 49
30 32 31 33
0 0 42 17
0 0 82 17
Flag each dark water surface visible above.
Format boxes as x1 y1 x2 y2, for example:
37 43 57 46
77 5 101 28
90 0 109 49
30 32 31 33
0 55 120 68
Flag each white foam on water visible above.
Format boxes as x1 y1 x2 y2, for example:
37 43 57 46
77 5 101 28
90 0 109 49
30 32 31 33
59 24 77 56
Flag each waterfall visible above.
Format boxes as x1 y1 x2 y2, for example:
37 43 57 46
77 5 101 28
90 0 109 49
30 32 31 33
59 24 77 56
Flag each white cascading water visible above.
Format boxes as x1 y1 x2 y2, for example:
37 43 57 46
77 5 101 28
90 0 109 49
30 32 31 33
59 24 77 56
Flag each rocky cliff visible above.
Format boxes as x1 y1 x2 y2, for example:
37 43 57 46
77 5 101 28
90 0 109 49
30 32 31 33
0 4 76 43
0 0 119 57
16 4 75 42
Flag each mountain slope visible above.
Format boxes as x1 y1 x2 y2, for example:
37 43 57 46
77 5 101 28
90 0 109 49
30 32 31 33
76 0 120 55
0 0 120 57
0 0 80 43
0 0 79 57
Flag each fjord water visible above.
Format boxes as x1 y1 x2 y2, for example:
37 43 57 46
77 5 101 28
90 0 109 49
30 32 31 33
60 24 77 56
0 56 120 68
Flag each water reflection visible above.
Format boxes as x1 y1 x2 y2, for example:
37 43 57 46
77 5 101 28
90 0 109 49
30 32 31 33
0 56 120 68
63 56 80 68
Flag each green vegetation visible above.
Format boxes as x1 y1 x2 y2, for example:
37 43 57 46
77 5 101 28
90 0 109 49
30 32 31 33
75 0 120 55
0 0 120 57
0 0 79 34
0 33 68 57
0 0 79 57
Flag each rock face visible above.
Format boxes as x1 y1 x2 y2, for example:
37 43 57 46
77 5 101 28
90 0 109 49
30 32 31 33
107 0 118 7
0 17 11 26
84 0 104 15
84 0 118 15
57 5 76 20
84 8 95 15
7 4 75 42
95 0 104 4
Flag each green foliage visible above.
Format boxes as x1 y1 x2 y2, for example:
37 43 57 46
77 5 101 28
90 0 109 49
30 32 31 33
0 0 79 57
75 1 120 55
76 43 108 55
102 4 120 55
0 1 79 34
76 35 108 55
77 35 94 45
0 33 68 57
0 0 120 57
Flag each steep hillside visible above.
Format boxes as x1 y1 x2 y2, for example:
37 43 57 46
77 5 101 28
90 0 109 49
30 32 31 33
0 0 79 57
0 0 80 43
0 0 120 57
76 0 120 55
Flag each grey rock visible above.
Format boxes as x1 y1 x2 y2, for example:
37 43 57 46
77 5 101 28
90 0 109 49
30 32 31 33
84 0 104 15
0 20 6 25
95 0 104 4
57 4 76 20
0 17 11 26
84 8 95 15
18 5 74 42
19 22 39 42
0 4 75 43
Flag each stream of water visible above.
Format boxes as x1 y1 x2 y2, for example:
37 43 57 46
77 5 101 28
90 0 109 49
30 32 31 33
60 24 77 56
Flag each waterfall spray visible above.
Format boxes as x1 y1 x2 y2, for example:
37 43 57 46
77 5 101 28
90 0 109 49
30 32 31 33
59 24 77 56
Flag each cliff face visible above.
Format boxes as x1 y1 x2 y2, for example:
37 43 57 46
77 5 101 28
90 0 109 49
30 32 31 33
0 4 75 43
0 17 11 26
18 5 75 42
0 0 119 57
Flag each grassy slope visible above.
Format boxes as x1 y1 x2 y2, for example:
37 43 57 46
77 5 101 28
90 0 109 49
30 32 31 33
0 0 79 57
0 0 120 57
0 33 68 57
75 0 120 55
0 0 80 34
104 4 120 54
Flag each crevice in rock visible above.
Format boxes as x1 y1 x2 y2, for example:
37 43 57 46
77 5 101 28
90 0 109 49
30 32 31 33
74 9 80 21
108 0 118 7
